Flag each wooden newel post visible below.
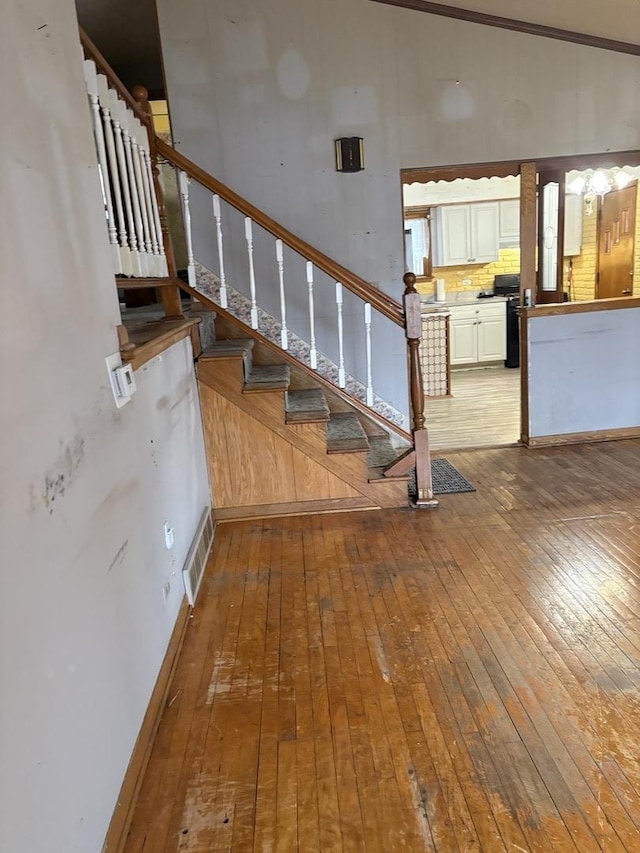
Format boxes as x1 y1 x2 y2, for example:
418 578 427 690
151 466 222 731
403 272 438 508
132 85 183 318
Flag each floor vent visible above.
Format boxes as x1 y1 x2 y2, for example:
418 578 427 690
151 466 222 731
182 507 215 606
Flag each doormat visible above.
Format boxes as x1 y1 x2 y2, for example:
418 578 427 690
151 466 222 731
409 458 476 497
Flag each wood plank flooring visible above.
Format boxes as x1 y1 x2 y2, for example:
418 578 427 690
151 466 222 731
426 367 520 451
124 440 640 852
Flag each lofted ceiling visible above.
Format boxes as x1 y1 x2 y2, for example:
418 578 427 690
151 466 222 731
415 0 640 45
372 0 640 52
75 0 640 98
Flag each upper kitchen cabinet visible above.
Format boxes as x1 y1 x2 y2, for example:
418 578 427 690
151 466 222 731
433 202 499 266
498 196 583 256
563 194 583 257
499 199 520 245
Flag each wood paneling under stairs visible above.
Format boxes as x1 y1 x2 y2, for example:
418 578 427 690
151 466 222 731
200 383 363 507
124 439 640 852
197 357 408 516
426 366 520 451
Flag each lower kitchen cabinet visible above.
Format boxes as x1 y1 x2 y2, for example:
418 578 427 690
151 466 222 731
449 301 506 366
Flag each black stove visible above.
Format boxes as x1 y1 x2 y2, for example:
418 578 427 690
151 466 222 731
493 274 520 368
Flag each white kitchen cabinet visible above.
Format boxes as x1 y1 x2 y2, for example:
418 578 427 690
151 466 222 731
477 311 507 362
449 301 506 366
564 193 583 256
449 314 477 364
433 203 499 266
499 199 520 243
497 195 583 256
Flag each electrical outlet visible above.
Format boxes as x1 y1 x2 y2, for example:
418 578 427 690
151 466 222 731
462 278 472 287
162 582 171 603
164 522 174 550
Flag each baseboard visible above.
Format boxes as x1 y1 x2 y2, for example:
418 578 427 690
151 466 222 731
527 426 640 448
102 596 191 853
215 495 376 521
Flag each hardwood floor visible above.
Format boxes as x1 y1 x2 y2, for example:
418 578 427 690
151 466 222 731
124 441 640 852
426 366 520 451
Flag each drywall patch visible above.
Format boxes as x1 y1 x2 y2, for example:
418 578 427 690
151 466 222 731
31 434 86 515
276 49 310 100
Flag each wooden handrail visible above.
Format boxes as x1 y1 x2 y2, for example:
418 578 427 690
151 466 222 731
79 27 150 128
155 138 405 327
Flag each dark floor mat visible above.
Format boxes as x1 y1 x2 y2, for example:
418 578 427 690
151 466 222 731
409 458 476 498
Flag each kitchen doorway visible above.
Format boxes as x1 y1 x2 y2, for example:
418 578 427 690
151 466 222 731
403 152 640 451
402 170 522 451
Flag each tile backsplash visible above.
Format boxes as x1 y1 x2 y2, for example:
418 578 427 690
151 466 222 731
417 248 521 297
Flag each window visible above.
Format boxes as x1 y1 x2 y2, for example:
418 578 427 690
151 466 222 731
404 207 432 279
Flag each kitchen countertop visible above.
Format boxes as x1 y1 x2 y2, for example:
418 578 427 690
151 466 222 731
421 294 510 313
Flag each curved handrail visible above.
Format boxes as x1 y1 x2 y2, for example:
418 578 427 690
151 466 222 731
79 27 150 128
155 138 405 327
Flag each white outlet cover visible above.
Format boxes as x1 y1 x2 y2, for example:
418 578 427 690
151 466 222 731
164 522 175 550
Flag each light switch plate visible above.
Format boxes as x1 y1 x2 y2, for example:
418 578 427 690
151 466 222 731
106 352 134 409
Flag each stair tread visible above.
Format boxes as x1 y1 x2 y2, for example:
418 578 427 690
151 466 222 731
201 338 254 358
285 389 330 423
368 465 410 483
245 363 290 391
326 412 370 453
367 436 406 470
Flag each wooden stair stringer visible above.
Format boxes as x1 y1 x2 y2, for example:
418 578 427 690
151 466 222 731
199 383 375 517
197 359 408 509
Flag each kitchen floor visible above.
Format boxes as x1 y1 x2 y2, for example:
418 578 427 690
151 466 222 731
425 366 520 451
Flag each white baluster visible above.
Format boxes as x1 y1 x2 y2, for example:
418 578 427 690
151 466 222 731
136 138 160 275
118 100 147 275
108 90 141 275
306 261 317 370
212 195 228 308
97 76 131 276
84 61 121 275
130 117 153 275
275 240 288 350
142 148 168 276
364 302 374 406
335 282 346 388
244 217 259 329
178 171 196 286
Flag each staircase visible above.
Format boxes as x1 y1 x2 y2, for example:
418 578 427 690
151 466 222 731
79 27 438 511
196 322 411 520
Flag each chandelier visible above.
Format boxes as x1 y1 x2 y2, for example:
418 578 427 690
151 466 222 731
567 168 634 215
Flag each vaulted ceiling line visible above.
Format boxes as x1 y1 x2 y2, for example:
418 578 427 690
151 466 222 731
369 0 640 57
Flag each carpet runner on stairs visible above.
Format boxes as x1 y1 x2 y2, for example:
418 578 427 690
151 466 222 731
200 337 409 497
244 363 290 391
285 389 330 423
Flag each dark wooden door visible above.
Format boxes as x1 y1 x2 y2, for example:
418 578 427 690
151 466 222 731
597 184 636 299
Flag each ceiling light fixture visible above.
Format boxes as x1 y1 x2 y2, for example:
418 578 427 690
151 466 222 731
567 168 633 215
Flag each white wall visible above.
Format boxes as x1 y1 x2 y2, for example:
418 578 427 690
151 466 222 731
156 0 640 416
0 3 210 851
528 309 640 438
